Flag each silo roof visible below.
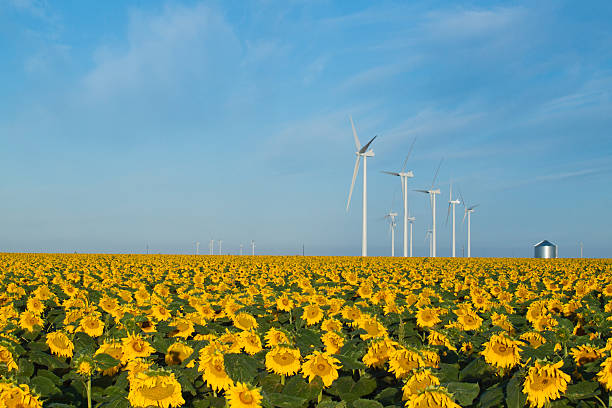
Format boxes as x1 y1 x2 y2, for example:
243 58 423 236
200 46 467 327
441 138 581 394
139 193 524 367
534 240 556 247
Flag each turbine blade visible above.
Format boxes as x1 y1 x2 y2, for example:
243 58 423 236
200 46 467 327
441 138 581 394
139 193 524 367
449 181 453 202
359 135 377 154
458 188 465 207
431 158 443 188
381 171 400 176
346 157 361 211
445 203 451 226
350 116 361 151
401 137 417 172
469 204 480 211
414 189 430 193
462 209 467 224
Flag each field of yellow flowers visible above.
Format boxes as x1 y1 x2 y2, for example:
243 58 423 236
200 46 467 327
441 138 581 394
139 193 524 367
0 253 611 408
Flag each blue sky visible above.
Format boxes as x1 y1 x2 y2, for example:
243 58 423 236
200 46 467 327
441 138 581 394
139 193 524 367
1 0 611 257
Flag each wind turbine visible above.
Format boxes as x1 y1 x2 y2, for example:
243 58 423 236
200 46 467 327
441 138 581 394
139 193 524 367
445 183 461 257
219 240 223 255
251 240 255 256
460 192 479 258
381 138 416 257
240 244 244 256
415 159 443 257
346 116 377 257
407 214 415 257
384 211 398 257
425 229 433 257
194 241 200 255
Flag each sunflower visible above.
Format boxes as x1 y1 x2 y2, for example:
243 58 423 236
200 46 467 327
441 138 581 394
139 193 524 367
427 331 456 351
597 356 612 390
265 346 301 376
0 346 18 371
457 311 483 331
76 361 93 376
165 342 194 366
341 306 362 327
321 331 345 354
420 350 440 368
240 331 263 355
264 328 290 348
126 358 153 383
388 348 423 379
302 304 324 326
0 383 43 408
79 315 104 337
520 332 546 348
481 333 522 369
96 341 124 375
169 318 194 338
363 338 397 368
46 332 74 358
150 305 172 321
233 313 258 331
570 345 600 366
122 334 155 362
405 387 461 408
302 351 341 387
523 360 570 408
358 315 387 340
128 371 185 408
19 311 43 332
226 382 262 408
321 318 342 333
276 295 294 312
26 297 45 315
402 369 440 401
415 308 441 328
200 354 234 391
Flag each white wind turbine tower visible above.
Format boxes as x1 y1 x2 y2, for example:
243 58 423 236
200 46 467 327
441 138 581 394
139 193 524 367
384 211 398 257
425 229 433 257
346 116 377 257
460 191 479 258
445 183 461 257
251 240 255 256
407 213 415 257
209 239 214 255
194 241 200 255
415 159 443 257
381 138 416 257
240 244 244 256
218 240 223 255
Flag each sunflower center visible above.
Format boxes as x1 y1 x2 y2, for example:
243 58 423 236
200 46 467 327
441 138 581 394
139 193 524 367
239 391 254 404
139 383 176 401
133 342 144 352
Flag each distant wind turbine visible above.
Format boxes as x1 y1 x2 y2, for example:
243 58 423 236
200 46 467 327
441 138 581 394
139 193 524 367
460 191 479 258
415 159 443 257
251 240 255 256
346 116 377 257
218 240 223 255
407 213 415 257
384 211 398 257
445 183 461 257
240 244 244 256
382 138 416 257
194 241 200 255
425 228 433 257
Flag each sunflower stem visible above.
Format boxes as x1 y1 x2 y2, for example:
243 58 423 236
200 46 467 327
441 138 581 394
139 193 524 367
86 375 92 408
281 375 285 385
593 394 606 408
317 390 323 403
289 310 293 324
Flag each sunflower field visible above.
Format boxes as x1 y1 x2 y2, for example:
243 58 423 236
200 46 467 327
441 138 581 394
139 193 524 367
0 254 612 408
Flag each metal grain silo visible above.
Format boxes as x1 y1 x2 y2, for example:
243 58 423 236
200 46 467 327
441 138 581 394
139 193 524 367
534 240 557 258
